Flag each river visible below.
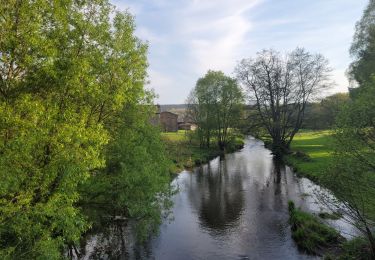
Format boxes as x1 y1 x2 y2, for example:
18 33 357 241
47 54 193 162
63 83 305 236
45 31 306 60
79 137 357 259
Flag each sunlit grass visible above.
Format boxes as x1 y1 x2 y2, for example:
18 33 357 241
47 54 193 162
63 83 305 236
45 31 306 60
161 130 244 173
161 130 189 142
287 130 334 180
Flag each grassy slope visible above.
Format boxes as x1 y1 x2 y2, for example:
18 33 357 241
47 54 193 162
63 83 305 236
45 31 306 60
286 130 334 181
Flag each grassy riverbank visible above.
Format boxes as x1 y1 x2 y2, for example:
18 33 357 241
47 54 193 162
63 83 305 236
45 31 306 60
286 130 334 181
286 131 374 259
162 130 244 173
288 201 343 256
288 201 371 259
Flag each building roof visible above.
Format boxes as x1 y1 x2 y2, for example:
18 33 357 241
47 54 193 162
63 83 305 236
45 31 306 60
160 111 178 117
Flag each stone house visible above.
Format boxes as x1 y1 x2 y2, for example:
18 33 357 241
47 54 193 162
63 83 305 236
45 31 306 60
159 111 178 132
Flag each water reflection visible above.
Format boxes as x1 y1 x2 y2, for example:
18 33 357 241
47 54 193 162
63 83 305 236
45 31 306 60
189 158 245 235
78 137 357 260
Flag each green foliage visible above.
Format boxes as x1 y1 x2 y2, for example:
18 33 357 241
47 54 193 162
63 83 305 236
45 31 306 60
324 79 375 255
81 105 172 240
338 237 372 260
0 0 168 258
187 70 244 150
303 93 350 130
350 0 375 86
332 0 375 252
288 201 342 255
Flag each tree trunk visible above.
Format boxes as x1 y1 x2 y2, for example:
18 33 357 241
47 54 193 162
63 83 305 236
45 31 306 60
271 137 288 159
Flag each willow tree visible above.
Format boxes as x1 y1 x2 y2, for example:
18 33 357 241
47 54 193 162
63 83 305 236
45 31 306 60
0 1 170 258
187 71 243 150
236 48 330 156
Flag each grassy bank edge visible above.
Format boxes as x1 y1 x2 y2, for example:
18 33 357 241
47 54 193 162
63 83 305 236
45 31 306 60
162 130 245 174
288 201 343 256
288 201 370 259
283 131 372 259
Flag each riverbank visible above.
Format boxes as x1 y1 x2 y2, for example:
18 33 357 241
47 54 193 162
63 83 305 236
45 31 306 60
285 130 334 182
286 130 373 259
288 201 370 259
161 130 244 173
288 201 344 256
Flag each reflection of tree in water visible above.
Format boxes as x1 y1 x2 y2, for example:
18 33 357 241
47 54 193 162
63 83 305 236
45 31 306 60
75 208 153 260
189 157 245 234
273 158 283 193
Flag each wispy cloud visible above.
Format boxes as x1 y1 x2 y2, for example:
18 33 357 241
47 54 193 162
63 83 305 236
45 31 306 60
182 1 260 73
111 0 367 104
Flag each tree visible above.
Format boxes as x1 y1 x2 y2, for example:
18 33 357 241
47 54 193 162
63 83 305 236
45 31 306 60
187 71 243 150
323 80 375 257
80 103 172 243
314 1 375 256
236 48 331 156
302 93 349 130
0 1 169 258
322 2 375 256
349 0 375 87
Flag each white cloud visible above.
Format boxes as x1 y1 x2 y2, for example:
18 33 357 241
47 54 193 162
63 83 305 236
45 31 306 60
188 15 251 73
110 0 367 104
329 69 350 94
179 0 260 73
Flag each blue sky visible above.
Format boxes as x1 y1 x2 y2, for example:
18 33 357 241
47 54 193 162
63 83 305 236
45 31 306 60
111 0 368 104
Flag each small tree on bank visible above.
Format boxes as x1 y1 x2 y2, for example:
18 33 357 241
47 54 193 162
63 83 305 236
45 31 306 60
187 71 243 150
235 48 331 156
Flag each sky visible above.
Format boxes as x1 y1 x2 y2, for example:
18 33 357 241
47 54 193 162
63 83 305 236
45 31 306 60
111 0 368 104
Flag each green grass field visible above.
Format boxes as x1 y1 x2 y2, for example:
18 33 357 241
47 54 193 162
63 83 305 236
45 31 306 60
287 130 334 180
161 130 189 142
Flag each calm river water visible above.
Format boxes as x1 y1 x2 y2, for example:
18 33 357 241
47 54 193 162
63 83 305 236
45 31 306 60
79 137 357 260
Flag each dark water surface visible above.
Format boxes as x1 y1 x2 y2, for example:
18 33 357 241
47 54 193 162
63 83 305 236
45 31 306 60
80 137 356 260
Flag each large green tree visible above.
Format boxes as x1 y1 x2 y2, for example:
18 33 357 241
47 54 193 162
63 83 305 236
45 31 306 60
80 103 172 242
187 71 244 150
0 1 169 258
349 0 375 89
324 80 375 257
323 1 375 256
